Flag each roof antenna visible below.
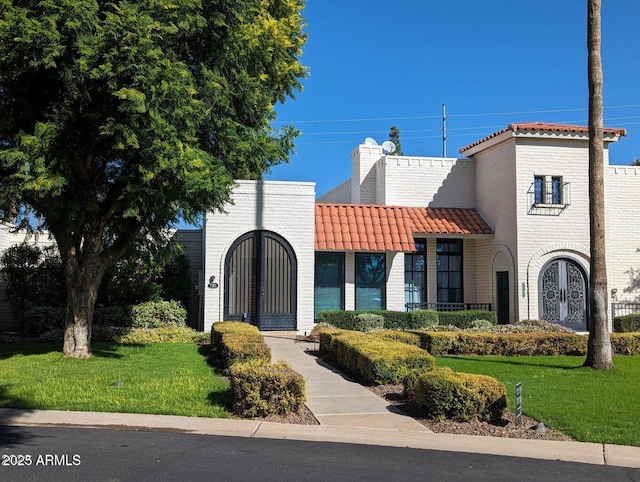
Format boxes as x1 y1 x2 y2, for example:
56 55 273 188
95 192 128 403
441 103 447 157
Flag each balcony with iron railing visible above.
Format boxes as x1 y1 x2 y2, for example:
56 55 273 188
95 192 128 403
527 180 571 215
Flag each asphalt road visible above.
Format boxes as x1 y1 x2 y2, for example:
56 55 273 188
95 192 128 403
1 425 638 481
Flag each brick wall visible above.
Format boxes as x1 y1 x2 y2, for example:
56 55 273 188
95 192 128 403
203 180 316 334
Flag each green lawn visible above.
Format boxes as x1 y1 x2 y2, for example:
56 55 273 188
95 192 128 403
436 355 640 447
0 343 230 418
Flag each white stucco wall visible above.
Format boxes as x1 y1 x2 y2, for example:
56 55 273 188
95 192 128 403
473 138 518 322
379 156 476 208
203 180 316 334
605 166 640 304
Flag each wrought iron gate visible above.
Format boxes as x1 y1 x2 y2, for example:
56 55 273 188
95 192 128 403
224 231 297 331
539 258 587 330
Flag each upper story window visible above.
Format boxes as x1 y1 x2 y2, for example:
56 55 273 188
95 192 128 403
529 175 570 215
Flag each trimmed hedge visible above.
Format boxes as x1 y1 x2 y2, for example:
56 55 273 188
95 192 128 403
611 333 640 354
229 359 306 418
319 330 434 385
210 322 271 369
318 309 493 331
411 367 507 422
613 314 640 333
413 331 588 356
437 310 497 329
38 325 208 344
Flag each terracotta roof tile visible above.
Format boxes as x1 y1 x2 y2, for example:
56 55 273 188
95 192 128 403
459 122 627 153
315 204 493 252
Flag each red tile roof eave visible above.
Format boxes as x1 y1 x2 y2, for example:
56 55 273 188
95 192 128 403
314 203 493 252
459 122 627 154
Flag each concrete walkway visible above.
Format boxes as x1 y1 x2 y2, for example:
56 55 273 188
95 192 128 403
263 332 429 432
1 332 639 468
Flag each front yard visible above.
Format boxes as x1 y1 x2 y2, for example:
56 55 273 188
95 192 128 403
437 355 640 447
1 341 639 448
0 342 230 418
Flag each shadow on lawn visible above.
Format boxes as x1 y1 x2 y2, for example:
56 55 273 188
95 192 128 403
197 343 233 410
438 355 587 370
0 341 62 360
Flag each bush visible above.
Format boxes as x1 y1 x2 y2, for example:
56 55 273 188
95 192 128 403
368 310 411 330
229 359 306 417
39 325 206 344
613 314 640 333
415 331 588 356
411 367 507 422
353 313 384 332
317 310 362 330
408 310 439 330
210 322 271 369
320 330 434 385
130 300 187 328
611 333 640 354
23 306 66 336
94 306 131 327
468 319 494 330
437 310 497 329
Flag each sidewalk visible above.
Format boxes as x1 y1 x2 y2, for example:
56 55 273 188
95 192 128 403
1 333 639 468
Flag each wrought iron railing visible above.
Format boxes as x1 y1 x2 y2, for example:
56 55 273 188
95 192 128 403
527 181 571 215
611 302 640 319
406 302 492 312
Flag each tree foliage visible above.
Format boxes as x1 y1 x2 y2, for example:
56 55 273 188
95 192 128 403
0 0 307 356
388 126 404 156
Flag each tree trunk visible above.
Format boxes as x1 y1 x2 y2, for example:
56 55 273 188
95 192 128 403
62 261 104 358
58 233 108 358
585 0 614 369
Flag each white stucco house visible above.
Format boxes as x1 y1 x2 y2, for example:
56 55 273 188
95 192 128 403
200 122 640 335
2 122 640 335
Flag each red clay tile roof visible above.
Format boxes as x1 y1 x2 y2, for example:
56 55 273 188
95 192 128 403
459 122 627 154
315 204 493 252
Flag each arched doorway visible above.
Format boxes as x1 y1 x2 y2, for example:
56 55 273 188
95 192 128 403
224 230 297 331
539 258 588 330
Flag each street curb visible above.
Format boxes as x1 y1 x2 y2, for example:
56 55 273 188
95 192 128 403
1 408 639 468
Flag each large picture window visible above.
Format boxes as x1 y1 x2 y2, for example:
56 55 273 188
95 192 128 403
355 253 386 310
436 239 462 303
314 252 345 319
405 239 426 305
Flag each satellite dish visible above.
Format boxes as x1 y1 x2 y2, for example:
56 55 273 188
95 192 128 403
382 141 396 154
364 137 378 146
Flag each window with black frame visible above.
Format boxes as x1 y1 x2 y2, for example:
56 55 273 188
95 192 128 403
314 252 345 319
436 239 462 303
405 239 426 305
355 253 386 310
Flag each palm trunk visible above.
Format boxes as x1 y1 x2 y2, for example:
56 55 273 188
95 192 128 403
585 0 613 369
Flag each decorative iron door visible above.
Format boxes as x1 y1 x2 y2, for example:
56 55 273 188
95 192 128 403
539 259 587 330
224 231 297 331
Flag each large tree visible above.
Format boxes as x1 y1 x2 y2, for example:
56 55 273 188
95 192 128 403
0 0 307 357
585 0 613 369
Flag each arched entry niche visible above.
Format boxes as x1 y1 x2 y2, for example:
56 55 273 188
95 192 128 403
538 257 588 331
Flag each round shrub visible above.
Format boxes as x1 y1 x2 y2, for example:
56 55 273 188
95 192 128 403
229 359 306 418
411 367 507 422
130 300 187 328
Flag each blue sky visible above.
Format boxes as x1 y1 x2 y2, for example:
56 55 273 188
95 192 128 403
266 0 640 198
